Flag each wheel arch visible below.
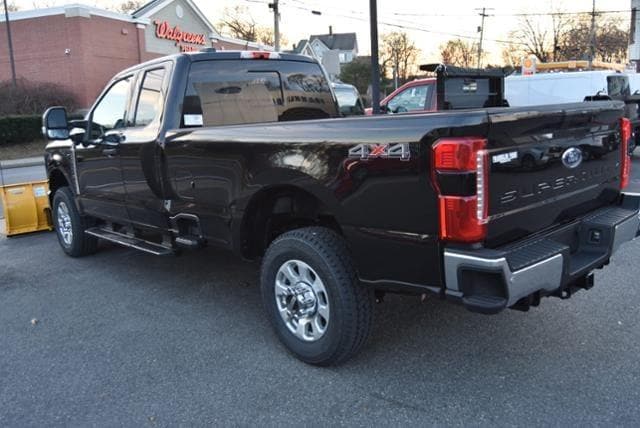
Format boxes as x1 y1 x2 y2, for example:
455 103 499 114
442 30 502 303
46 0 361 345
48 167 71 202
235 182 343 259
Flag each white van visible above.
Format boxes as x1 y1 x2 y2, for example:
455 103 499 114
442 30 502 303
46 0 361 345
505 71 631 107
626 72 640 95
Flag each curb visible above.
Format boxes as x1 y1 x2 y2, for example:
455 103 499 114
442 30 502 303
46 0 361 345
0 157 44 170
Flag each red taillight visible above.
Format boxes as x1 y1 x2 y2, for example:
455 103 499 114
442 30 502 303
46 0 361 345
240 51 280 60
620 117 632 190
432 138 488 243
433 138 485 171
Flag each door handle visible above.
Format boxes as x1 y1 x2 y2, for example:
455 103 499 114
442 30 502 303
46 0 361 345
102 148 118 156
103 132 125 144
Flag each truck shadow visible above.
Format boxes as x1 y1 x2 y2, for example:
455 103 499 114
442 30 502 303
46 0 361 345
95 239 588 372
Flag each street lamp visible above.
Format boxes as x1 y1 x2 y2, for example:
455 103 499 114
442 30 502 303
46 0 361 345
270 2 322 52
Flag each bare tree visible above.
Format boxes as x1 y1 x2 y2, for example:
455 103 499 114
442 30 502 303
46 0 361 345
30 1 57 8
440 39 477 67
381 32 420 82
1 1 19 12
556 14 628 63
110 0 145 14
509 10 585 63
217 6 284 46
509 16 552 62
595 17 629 62
218 6 258 42
501 42 526 68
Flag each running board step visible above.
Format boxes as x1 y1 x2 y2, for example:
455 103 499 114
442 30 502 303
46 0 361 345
85 227 174 256
174 235 203 249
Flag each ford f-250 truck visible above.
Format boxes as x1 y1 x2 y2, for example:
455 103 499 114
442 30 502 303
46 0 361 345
42 50 640 366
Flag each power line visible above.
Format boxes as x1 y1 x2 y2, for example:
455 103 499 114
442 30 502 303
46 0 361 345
281 1 528 46
392 9 631 18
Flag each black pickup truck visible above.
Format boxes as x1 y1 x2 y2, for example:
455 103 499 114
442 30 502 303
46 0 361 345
42 50 640 365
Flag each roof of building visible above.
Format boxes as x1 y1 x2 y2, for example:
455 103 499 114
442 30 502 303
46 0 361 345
0 3 144 23
132 0 218 36
132 0 162 16
309 33 357 51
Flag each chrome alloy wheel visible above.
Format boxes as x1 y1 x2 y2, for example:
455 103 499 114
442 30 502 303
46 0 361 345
56 201 73 246
274 259 330 342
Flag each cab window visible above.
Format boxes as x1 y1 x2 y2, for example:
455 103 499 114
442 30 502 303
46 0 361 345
387 84 431 113
181 59 336 128
133 68 166 127
90 77 132 139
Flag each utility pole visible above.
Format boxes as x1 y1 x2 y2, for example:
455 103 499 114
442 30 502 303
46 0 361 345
370 0 381 114
269 0 280 52
587 0 596 70
369 0 380 114
3 0 17 87
475 7 493 69
392 52 399 90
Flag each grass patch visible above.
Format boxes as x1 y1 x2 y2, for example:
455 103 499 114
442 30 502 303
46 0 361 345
0 140 47 161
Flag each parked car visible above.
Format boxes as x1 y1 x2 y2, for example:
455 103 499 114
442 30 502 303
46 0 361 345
332 82 365 116
365 77 436 115
42 50 639 366
365 64 507 115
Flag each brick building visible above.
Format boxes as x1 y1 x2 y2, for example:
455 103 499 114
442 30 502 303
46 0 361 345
0 0 272 108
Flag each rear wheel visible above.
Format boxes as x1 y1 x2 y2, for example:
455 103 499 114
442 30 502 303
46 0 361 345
260 227 374 366
52 187 98 257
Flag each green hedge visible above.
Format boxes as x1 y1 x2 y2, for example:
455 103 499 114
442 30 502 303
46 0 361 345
0 115 42 145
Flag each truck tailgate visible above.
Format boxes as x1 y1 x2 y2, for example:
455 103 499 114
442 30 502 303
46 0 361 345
484 101 626 247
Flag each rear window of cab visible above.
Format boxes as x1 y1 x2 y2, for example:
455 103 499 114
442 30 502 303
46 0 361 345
181 60 338 127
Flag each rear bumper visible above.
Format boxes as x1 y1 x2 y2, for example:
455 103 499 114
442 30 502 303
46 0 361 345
443 196 640 314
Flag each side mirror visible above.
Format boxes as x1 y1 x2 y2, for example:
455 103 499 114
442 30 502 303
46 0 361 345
68 119 87 144
42 106 69 140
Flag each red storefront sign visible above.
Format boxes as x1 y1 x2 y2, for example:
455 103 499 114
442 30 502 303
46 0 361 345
153 20 207 47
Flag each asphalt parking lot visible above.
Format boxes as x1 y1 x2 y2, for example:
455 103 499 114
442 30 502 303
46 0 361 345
1 157 640 426
1 219 640 426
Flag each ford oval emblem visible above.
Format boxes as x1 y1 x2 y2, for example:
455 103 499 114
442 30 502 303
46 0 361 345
562 147 583 169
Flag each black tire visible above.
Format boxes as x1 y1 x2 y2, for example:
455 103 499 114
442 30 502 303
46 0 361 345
260 227 374 366
52 187 98 257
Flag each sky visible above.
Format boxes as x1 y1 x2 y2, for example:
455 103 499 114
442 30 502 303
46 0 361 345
9 0 633 64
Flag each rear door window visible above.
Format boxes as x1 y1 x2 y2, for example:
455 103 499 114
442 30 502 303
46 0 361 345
182 60 336 127
133 68 166 127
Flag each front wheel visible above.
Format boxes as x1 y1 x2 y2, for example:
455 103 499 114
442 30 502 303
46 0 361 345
52 187 98 257
260 227 374 366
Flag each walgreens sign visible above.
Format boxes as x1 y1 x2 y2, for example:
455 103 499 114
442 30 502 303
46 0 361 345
153 20 207 47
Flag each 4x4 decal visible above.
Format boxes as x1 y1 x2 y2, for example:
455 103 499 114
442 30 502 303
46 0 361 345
348 143 411 161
